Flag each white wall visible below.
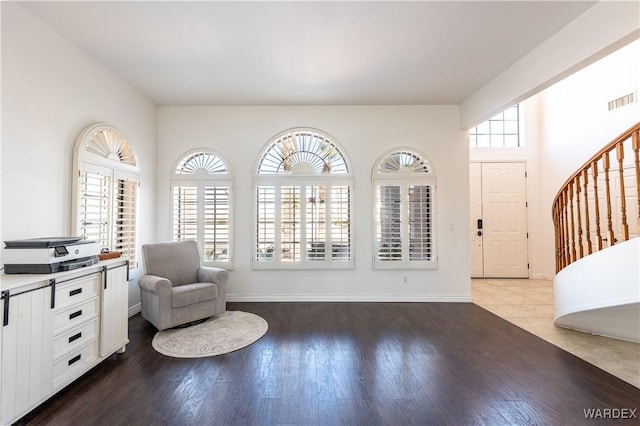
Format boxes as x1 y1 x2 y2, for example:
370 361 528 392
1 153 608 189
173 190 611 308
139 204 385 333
1 3 158 307
460 0 640 129
158 106 471 301
536 39 640 278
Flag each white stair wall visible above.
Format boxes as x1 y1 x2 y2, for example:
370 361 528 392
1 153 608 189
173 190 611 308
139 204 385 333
554 238 639 342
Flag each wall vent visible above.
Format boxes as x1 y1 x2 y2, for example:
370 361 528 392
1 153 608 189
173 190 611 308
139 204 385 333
608 91 636 111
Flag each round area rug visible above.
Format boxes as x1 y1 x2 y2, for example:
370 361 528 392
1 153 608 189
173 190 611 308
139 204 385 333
152 311 268 358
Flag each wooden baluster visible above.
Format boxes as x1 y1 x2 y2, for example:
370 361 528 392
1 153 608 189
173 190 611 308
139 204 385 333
631 130 640 233
558 201 567 269
575 175 584 259
569 185 577 262
604 151 615 246
617 142 629 241
553 205 560 272
582 169 592 255
633 129 640 234
592 160 602 251
563 190 570 267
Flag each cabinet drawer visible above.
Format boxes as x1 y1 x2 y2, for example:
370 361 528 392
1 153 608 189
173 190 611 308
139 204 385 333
53 318 98 360
53 298 99 334
55 274 100 310
52 340 99 389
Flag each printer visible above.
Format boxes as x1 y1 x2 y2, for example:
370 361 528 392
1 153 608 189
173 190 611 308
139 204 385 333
3 237 100 274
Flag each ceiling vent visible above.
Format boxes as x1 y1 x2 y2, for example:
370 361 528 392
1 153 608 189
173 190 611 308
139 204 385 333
608 91 636 111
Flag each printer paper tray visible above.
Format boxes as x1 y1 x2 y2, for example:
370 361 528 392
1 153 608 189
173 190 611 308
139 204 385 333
4 256 99 274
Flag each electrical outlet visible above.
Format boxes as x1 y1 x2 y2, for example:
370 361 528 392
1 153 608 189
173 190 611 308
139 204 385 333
403 275 408 284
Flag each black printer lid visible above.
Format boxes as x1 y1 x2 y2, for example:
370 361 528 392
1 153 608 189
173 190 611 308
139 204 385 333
4 237 85 248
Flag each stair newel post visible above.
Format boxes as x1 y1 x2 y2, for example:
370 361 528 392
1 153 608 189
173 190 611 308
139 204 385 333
592 160 602 251
633 129 640 234
603 151 615 246
575 175 584 259
582 169 592 255
616 141 629 241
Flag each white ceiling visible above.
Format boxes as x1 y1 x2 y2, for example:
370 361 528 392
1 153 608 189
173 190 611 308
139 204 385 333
19 1 596 106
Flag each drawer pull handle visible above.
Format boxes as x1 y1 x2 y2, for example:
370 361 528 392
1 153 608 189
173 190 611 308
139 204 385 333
68 332 82 343
68 354 81 366
69 310 83 320
69 288 83 297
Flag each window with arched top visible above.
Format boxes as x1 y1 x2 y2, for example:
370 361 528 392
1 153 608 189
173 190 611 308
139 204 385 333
72 123 139 268
171 150 233 268
254 128 353 269
372 148 437 269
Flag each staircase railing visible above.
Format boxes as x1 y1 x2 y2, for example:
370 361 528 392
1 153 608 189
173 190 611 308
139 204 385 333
552 122 640 273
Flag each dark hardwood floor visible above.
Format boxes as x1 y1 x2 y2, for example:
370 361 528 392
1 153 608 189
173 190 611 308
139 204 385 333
17 302 640 425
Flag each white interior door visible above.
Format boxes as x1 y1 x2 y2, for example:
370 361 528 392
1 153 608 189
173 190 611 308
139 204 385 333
470 162 529 278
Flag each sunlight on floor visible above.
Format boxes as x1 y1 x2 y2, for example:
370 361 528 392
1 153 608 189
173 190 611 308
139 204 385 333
472 278 640 388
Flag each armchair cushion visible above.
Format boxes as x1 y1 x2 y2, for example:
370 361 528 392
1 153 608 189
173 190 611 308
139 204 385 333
171 283 218 308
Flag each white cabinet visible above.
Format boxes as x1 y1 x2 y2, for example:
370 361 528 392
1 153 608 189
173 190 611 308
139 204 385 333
0 281 53 423
100 262 129 357
0 259 129 425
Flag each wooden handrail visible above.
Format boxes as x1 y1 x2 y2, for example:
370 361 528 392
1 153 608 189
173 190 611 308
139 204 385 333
552 122 640 272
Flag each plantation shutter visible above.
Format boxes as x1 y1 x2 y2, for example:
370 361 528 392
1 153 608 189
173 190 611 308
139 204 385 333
172 186 198 242
281 186 301 262
114 172 138 266
256 186 276 261
203 186 230 262
330 185 351 260
376 185 402 261
408 185 433 261
78 164 112 250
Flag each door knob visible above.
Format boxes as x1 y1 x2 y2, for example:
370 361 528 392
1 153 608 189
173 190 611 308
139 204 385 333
477 231 482 236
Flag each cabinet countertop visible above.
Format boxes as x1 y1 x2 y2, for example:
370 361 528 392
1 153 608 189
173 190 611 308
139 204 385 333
1 258 128 292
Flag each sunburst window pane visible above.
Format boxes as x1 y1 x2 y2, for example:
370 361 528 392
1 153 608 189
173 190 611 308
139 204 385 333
257 130 349 175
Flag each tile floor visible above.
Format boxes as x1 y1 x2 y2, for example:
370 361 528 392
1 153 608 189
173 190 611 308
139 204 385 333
471 278 640 388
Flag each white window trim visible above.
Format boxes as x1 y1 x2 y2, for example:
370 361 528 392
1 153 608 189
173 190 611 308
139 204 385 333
253 128 354 270
171 149 234 270
72 123 139 270
372 148 437 270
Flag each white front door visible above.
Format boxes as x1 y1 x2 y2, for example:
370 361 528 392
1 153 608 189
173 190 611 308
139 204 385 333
470 162 529 278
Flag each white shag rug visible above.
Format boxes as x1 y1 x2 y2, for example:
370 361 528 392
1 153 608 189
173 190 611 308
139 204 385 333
152 311 268 358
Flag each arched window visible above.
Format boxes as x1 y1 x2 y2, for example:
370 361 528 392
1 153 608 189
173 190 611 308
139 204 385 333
72 123 139 268
372 148 437 269
171 150 233 268
254 128 353 269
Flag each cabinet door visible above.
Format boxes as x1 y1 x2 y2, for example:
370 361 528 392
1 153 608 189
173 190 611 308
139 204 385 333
100 262 129 356
1 286 54 425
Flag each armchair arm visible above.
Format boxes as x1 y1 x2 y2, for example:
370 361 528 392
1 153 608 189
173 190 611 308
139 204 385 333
197 266 229 285
138 274 172 297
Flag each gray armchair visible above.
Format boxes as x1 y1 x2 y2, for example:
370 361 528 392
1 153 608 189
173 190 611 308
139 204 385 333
138 240 228 330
